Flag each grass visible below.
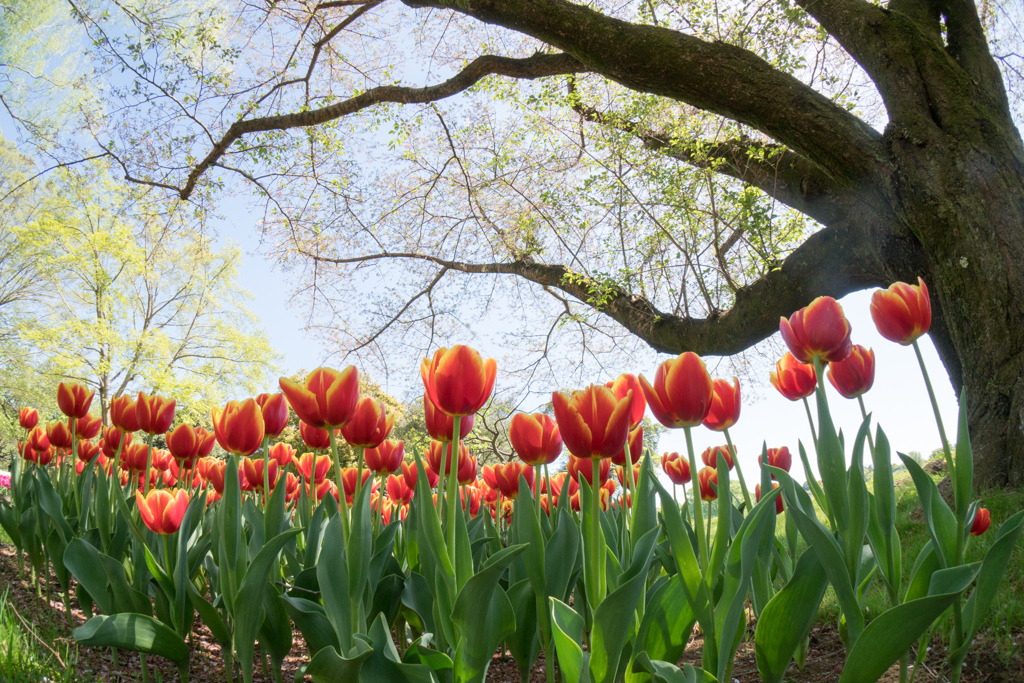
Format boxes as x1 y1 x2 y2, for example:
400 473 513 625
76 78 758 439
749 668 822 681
0 587 93 682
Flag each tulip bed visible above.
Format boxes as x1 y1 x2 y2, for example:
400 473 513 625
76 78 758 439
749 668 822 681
1 279 1022 683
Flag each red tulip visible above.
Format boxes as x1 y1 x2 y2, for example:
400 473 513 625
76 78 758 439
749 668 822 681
284 473 300 504
552 384 632 460
826 344 875 398
508 412 562 466
759 447 793 476
779 296 852 363
295 452 332 484
703 377 741 432
770 353 819 401
425 440 471 477
299 421 332 450
57 382 95 420
120 442 150 472
421 345 497 417
212 398 265 456
136 489 189 535
110 395 140 433
702 445 735 471
151 449 173 472
279 367 360 429
166 424 205 465
77 440 101 464
756 482 784 514
423 394 475 441
611 426 643 466
100 427 132 458
605 373 647 430
255 392 290 438
136 392 176 435
205 460 227 494
870 278 931 345
460 484 483 517
341 396 395 448
269 442 296 469
242 457 279 492
47 421 73 450
484 462 534 498
478 477 501 504
403 461 438 491
458 455 478 485
27 426 51 454
364 440 403 475
639 352 714 429
387 474 413 506
617 463 642 490
340 467 374 503
661 452 691 485
75 413 103 440
970 508 991 536
567 454 611 486
315 479 338 502
19 408 38 430
697 466 718 501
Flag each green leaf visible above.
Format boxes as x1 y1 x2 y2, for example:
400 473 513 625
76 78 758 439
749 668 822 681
632 652 717 683
64 538 115 615
898 454 958 566
304 640 373 683
318 512 353 652
903 542 939 603
360 613 438 683
814 385 849 531
961 510 1024 641
545 509 581 603
754 549 828 683
628 577 696 683
74 613 189 678
550 598 590 683
187 581 231 647
401 571 436 636
953 392 973 518
259 585 294 670
506 579 541 679
282 595 339 657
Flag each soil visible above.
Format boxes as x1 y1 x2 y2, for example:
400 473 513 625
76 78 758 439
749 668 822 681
2 542 1021 682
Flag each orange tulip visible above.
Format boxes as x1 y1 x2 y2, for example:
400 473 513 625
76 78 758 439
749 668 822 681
212 398 265 456
100 426 132 459
340 467 374 504
364 440 404 475
697 466 718 501
47 421 74 450
284 473 300 504
639 352 714 429
420 345 497 417
605 373 647 430
110 395 140 433
460 484 483 517
57 382 95 420
295 452 332 484
611 426 643 466
121 442 151 472
424 394 475 441
269 442 296 469
19 408 38 430
661 452 692 485
701 444 735 471
255 392 290 438
827 344 876 398
970 507 991 536
75 413 103 440
552 384 632 460
136 489 189 535
387 474 413 506
77 440 101 464
205 460 227 494
478 476 501 504
299 421 332 450
703 377 741 432
567 454 611 486
341 397 395 448
758 447 793 476
770 353 818 401
509 412 562 467
26 445 54 467
870 278 931 345
570 480 615 512
458 454 478 485
779 296 852 363
151 449 173 472
484 462 534 498
426 440 471 477
166 424 206 465
136 392 176 435
402 461 438 491
756 482 784 515
279 366 360 429
242 457 279 492
617 464 642 490
27 426 51 454
315 479 339 502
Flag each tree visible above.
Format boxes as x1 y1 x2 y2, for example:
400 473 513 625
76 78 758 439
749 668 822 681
2 0 1023 484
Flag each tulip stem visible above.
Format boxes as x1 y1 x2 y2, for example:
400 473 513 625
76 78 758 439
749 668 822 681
328 430 350 542
446 416 462 569
723 428 752 511
262 436 271 509
544 464 554 526
857 396 877 455
356 446 366 503
70 417 80 514
684 426 709 571
143 432 154 496
912 340 955 486
590 457 605 612
801 397 819 451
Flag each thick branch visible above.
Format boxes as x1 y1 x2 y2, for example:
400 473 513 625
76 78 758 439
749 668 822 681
177 52 586 199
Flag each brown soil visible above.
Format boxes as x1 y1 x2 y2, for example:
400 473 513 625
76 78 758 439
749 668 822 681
2 542 1021 682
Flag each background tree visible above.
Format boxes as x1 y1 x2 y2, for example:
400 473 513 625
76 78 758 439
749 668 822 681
1 0 1022 484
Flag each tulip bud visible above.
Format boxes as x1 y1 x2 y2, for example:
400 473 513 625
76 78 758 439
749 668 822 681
756 482 784 514
553 385 632 460
661 452 692 485
19 408 38 431
639 352 714 428
703 377 741 432
779 296 853 364
870 278 931 345
827 345 876 398
255 392 290 437
770 353 818 401
136 489 189 535
970 507 991 536
420 345 497 417
697 466 718 501
508 412 562 466
57 382 95 420
702 444 735 470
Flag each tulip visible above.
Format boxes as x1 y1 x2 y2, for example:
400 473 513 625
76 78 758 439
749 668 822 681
426 440 471 477
255 392 290 437
756 482 784 514
605 373 647 430
77 440 101 464
19 408 38 431
121 442 151 472
758 447 793 475
702 445 735 470
364 440 404 475
611 426 643 466
340 467 374 504
567 454 611 486
151 449 173 472
30 446 54 467
661 452 692 485
75 413 103 440
420 345 497 417
460 484 483 517
57 382 95 419
284 473 300 504
341 396 395 448
136 489 189 535
509 412 562 466
484 462 534 498
279 367 360 429
424 394 475 441
47 421 74 450
295 452 332 484
166 424 206 465
299 421 332 450
970 507 991 536
770 352 818 401
458 454 478 485
205 460 227 495
242 457 279 492
539 471 573 498
703 377 741 431
388 474 413 506
697 466 718 501
639 352 714 429
870 278 931 345
552 385 632 460
315 479 338 502
27 427 51 454
779 296 852 364
110 395 140 433
100 427 132 459
617 464 642 490
212 398 265 456
136 392 176 435
268 442 296 469
403 461 438 491
827 344 876 398
478 477 501 505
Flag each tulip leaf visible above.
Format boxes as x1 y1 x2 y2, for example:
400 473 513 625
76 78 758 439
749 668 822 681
348 480 373 623
844 419 871 582
401 571 436 636
872 428 895 540
961 510 1024 643
898 454 958 566
304 640 373 683
360 612 438 683
282 595 338 656
187 580 231 647
506 579 541 680
797 441 830 523
546 508 582 604
839 566 977 683
813 386 849 533
628 576 696 683
98 552 152 615
590 527 658 683
411 451 455 583
954 392 973 519
318 512 353 651
754 549 829 683
631 653 717 683
74 613 189 678
63 538 115 615
706 456 732 592
631 454 658 554
34 471 74 543
402 642 454 683
550 598 590 683
259 585 294 671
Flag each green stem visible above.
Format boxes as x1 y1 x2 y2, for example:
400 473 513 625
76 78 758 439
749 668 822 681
589 457 605 612
446 416 462 568
544 464 554 525
328 429 350 542
684 426 709 571
723 428 752 511
262 436 271 508
356 446 366 502
857 396 877 454
70 417 79 513
143 432 155 496
911 340 956 489
801 397 819 450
